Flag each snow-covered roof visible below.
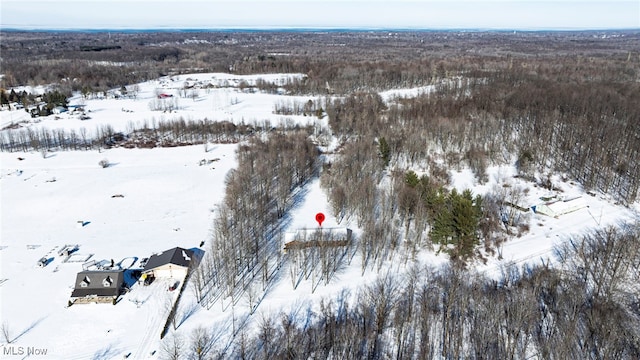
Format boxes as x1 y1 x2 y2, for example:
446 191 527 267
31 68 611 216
532 196 587 217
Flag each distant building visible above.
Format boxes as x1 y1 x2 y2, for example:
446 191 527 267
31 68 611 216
52 106 67 114
67 104 85 113
8 102 23 110
69 270 125 305
532 196 587 218
143 247 193 280
37 257 49 267
283 227 352 253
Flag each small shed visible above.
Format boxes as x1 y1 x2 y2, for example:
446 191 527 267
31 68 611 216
37 257 48 267
143 247 193 280
9 102 23 110
532 196 587 218
67 104 85 113
69 270 125 305
283 227 352 253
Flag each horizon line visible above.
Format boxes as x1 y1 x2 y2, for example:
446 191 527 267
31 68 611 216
2 26 639 33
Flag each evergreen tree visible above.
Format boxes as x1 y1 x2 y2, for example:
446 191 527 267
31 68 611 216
42 90 69 109
420 181 447 223
0 89 8 105
8 89 18 103
378 136 390 167
405 170 420 188
430 189 482 262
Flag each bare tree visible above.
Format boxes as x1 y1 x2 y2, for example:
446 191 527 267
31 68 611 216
556 225 640 301
189 327 213 360
131 84 140 100
161 332 184 360
257 314 278 360
189 89 199 102
234 330 251 360
244 283 259 315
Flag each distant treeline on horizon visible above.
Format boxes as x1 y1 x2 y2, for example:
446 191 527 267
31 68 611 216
1 27 638 33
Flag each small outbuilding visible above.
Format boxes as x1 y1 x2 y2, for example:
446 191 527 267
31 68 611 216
69 270 125 305
143 247 193 280
532 196 587 218
283 227 353 253
67 104 85 113
37 257 49 267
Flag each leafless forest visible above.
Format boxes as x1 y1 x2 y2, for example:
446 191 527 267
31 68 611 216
2 30 640 359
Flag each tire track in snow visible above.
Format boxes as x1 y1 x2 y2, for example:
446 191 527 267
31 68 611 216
135 293 164 358
135 281 175 359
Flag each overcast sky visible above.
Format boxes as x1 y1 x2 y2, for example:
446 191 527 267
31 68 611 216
1 0 639 30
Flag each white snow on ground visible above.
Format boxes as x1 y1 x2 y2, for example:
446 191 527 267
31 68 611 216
1 145 238 359
379 85 436 102
457 166 640 276
0 73 322 136
1 73 638 359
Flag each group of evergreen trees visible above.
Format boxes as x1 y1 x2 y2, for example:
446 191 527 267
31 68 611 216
428 188 482 262
397 170 485 263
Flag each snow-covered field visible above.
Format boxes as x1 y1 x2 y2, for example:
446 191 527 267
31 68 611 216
0 145 239 359
1 73 638 359
0 73 320 136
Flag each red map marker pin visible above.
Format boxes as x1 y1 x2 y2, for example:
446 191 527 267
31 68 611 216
315 212 325 227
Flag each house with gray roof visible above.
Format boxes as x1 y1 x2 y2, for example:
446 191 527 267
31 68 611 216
69 270 125 305
143 247 193 280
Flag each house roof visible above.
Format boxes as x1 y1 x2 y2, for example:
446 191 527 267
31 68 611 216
143 247 193 272
70 270 124 298
532 196 587 217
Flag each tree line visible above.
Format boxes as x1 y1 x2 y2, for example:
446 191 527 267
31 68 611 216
0 118 315 152
192 132 319 314
4 31 637 97
163 225 640 360
377 72 640 204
